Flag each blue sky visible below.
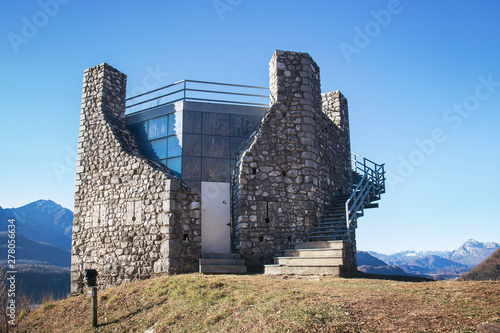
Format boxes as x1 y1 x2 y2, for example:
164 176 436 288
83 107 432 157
1 1 499 253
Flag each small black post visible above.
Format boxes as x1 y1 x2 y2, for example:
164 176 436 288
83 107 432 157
85 269 98 328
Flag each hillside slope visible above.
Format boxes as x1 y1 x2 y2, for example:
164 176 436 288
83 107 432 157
357 251 409 276
16 274 500 332
461 248 500 281
0 232 70 267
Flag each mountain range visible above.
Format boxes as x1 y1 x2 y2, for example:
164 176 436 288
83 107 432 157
1 200 498 281
0 200 73 251
460 248 500 281
360 239 500 279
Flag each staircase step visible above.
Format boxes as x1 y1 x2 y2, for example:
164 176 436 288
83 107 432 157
364 203 379 209
199 258 246 266
284 248 343 257
310 230 347 235
199 253 247 274
202 253 241 259
308 235 348 241
199 265 247 274
264 265 341 276
275 257 343 266
294 241 346 249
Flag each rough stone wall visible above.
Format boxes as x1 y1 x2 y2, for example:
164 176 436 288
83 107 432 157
71 64 201 292
319 91 351 201
232 50 352 267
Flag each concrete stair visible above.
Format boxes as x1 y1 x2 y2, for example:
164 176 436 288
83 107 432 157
264 241 348 276
199 253 247 274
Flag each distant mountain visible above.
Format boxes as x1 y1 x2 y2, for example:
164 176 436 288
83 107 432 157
450 239 500 266
367 239 499 279
394 254 470 279
0 200 73 250
357 251 409 276
0 232 70 267
460 248 500 281
358 251 390 267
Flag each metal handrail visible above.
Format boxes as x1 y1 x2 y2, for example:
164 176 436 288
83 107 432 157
126 79 269 114
345 152 386 239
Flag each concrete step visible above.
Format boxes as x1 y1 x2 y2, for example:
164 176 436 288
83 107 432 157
294 241 346 250
284 248 343 257
199 264 247 274
199 253 247 274
308 235 348 241
202 253 241 259
264 264 341 276
199 258 246 266
275 257 343 266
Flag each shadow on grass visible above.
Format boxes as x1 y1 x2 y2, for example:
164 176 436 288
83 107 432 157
349 271 433 282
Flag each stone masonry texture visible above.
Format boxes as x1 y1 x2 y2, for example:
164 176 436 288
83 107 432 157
232 50 352 267
71 64 201 292
72 50 357 288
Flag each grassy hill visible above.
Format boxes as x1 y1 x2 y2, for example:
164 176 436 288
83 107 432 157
461 248 500 281
15 273 500 332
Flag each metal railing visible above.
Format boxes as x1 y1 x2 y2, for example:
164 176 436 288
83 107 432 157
345 153 386 238
126 79 269 114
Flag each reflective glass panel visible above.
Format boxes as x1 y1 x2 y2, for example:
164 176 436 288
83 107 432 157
148 116 168 140
202 158 231 182
231 137 247 159
182 156 202 180
168 112 183 136
167 135 182 158
202 135 230 158
231 115 261 137
149 138 168 160
167 157 182 178
128 121 148 142
202 112 230 136
183 134 202 156
183 111 202 134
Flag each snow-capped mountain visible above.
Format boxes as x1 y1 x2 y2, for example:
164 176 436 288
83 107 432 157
450 239 500 266
368 239 500 279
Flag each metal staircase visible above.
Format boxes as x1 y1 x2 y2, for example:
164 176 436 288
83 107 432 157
264 153 385 276
309 153 385 241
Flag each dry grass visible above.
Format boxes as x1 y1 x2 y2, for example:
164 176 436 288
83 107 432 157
17 274 500 332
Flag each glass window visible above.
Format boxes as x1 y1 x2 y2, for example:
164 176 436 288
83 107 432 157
182 156 202 181
202 112 230 136
167 135 182 158
149 138 168 160
128 121 148 142
202 135 230 158
168 112 183 136
148 116 168 140
231 137 247 159
183 111 202 134
202 158 231 182
138 141 155 158
231 115 260 137
183 134 201 156
167 157 182 178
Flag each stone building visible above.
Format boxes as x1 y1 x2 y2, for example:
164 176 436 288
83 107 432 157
71 50 385 292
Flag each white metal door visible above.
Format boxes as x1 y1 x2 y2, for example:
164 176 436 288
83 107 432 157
201 181 231 253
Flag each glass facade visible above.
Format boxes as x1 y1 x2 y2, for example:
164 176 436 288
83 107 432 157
126 102 266 186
